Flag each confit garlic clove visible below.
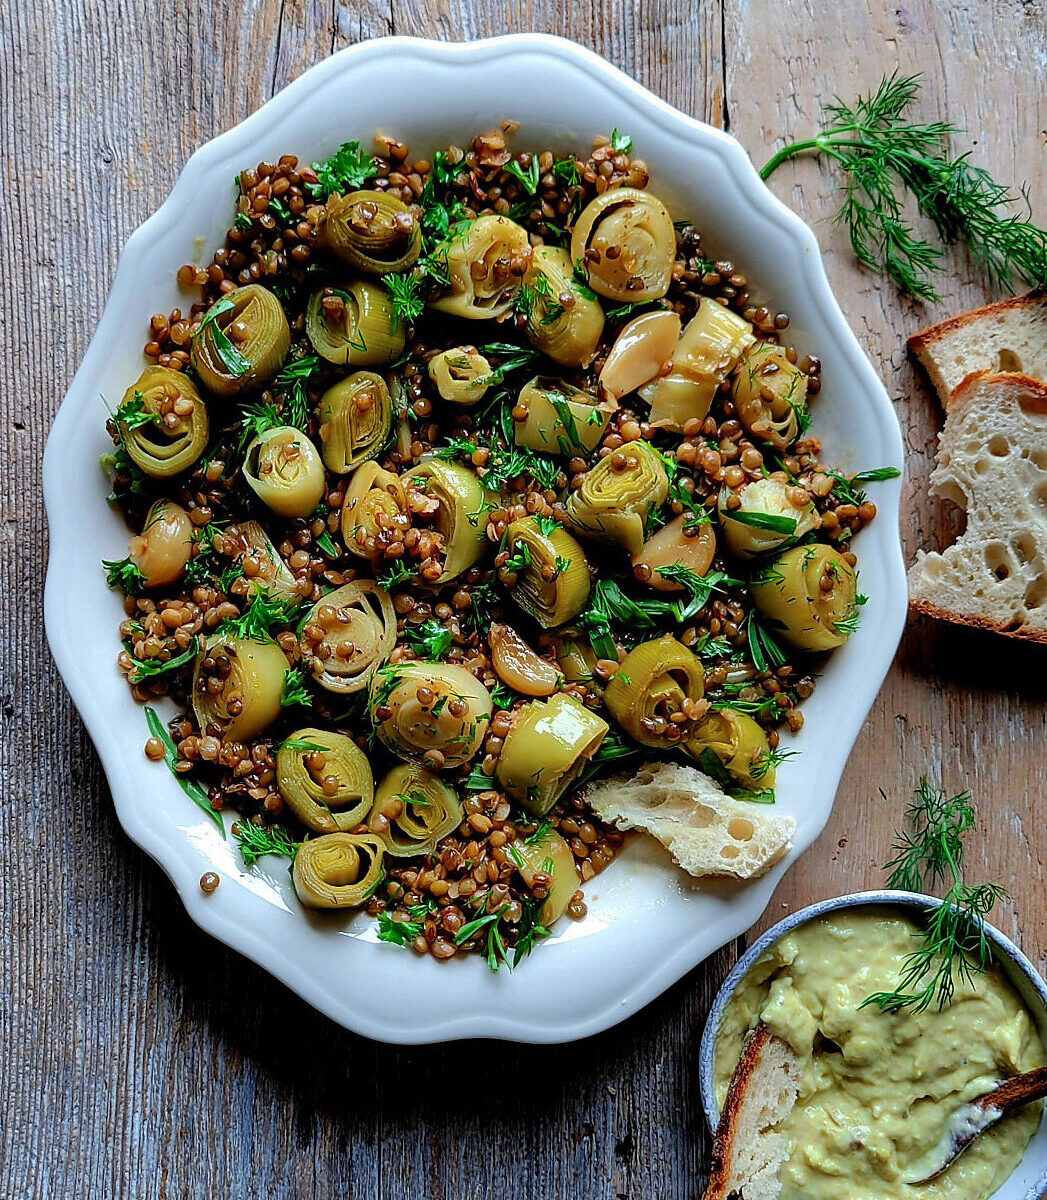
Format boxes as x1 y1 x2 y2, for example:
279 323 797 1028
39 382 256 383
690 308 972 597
598 309 681 402
632 514 717 592
488 622 559 697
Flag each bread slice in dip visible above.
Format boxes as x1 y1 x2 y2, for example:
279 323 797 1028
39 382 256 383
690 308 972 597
703 1024 801 1200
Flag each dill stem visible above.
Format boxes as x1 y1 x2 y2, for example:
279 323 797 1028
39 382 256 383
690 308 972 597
760 136 831 180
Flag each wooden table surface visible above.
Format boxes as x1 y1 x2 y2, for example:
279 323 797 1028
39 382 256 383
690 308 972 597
5 2 1047 1196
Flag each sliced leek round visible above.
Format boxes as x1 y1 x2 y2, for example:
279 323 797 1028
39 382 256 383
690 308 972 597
732 342 808 449
496 692 608 816
570 188 675 302
504 516 590 628
513 377 612 455
299 580 396 693
750 544 857 651
370 763 463 857
319 190 420 274
603 636 705 748
430 215 531 319
404 458 494 583
566 440 668 555
191 634 288 743
191 285 289 397
522 245 604 367
340 461 410 558
243 426 326 518
317 371 394 473
292 832 386 909
277 728 374 833
306 282 404 366
687 708 773 789
117 366 209 478
427 347 492 405
369 661 492 768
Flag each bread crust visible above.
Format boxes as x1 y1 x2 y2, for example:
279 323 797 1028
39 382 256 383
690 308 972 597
704 1025 774 1200
907 290 1046 358
909 598 1047 645
948 368 1047 411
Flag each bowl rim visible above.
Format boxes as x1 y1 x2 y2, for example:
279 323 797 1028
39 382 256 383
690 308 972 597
697 889 1047 1199
43 32 908 1044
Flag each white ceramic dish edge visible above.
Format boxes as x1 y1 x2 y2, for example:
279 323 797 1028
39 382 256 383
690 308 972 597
43 34 907 1044
696 891 1047 1200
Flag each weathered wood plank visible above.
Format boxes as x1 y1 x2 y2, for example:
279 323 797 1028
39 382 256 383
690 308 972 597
5 1 1047 1197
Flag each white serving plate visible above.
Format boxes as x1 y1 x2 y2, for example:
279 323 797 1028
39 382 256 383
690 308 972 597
43 34 907 1044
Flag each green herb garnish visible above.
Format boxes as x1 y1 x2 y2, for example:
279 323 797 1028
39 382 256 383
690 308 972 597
307 140 377 200
234 820 299 867
194 296 253 377
761 72 1047 300
861 779 1009 1014
144 706 224 833
404 619 453 661
103 555 146 595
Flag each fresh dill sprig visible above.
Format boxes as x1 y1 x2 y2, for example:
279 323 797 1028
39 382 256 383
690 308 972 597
280 664 313 709
236 399 284 456
384 272 426 330
761 72 1047 300
216 589 300 643
273 355 320 430
233 820 300 868
377 560 415 589
306 140 377 200
861 778 1010 1014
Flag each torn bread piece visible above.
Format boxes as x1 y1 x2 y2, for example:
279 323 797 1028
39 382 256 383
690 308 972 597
703 1025 802 1200
908 291 1047 403
583 760 795 881
908 370 1047 643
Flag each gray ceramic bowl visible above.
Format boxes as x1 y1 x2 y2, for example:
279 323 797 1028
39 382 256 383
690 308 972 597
697 890 1047 1200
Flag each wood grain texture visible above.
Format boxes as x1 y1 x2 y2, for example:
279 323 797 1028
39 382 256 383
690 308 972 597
4 1 1047 1197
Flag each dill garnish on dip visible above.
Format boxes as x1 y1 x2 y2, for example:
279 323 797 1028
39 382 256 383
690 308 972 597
713 781 1045 1200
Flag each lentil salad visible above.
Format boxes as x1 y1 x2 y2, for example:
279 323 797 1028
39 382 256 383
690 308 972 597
101 123 896 967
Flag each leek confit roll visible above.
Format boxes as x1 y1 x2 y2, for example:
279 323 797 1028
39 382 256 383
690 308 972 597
427 347 492 405
317 371 394 473
369 763 463 856
299 580 396 694
306 281 404 366
191 285 290 398
732 342 809 449
566 440 668 555
340 461 411 558
718 477 818 560
430 215 531 319
639 298 756 431
604 636 705 748
243 427 326 519
521 245 604 368
319 190 421 274
117 366 209 478
570 187 676 302
750 544 858 651
192 634 288 743
687 707 774 789
277 728 374 833
369 662 492 769
503 516 591 628
225 520 299 601
404 458 494 582
292 832 385 909
496 692 608 817
513 377 612 456
509 827 581 924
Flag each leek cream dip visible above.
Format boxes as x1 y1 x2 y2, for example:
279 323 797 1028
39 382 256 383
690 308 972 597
714 908 1045 1199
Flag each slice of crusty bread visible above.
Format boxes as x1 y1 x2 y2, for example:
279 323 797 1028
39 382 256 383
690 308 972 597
908 370 1047 643
582 760 795 881
703 1025 802 1200
908 291 1047 403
